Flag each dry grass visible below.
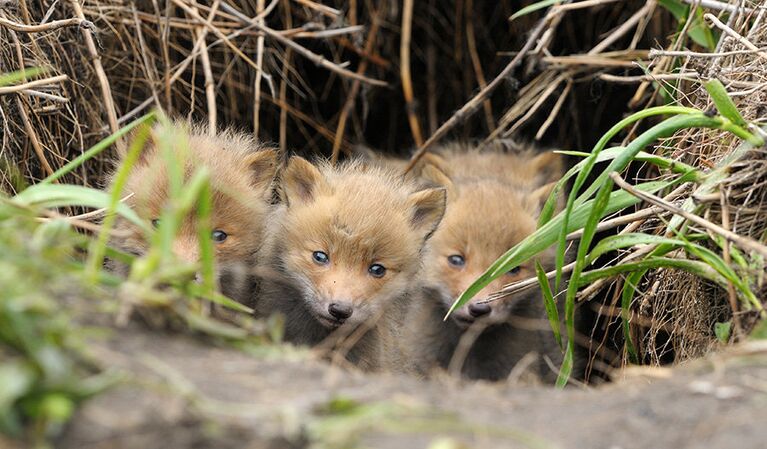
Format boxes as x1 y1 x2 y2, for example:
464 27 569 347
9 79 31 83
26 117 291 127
1 0 671 190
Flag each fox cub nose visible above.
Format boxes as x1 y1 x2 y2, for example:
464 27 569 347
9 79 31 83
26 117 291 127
468 303 491 318
328 303 353 320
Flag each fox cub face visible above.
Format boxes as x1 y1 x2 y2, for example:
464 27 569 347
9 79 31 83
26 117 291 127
276 157 446 329
418 151 562 328
113 122 277 271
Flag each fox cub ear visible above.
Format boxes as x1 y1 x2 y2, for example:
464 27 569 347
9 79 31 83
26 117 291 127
281 156 327 205
243 149 278 192
408 152 451 178
419 163 455 199
121 123 158 165
407 187 447 241
529 151 564 186
527 180 561 214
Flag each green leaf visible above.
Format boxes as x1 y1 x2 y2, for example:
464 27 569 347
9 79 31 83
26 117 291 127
658 0 717 50
536 261 562 350
12 184 147 231
550 106 699 290
578 257 729 286
39 111 156 185
449 179 673 316
557 149 702 181
620 271 643 363
0 67 46 87
750 319 767 340
586 233 687 266
555 342 573 388
0 361 34 411
196 180 216 297
714 321 731 343
509 0 560 21
705 79 748 128
87 122 153 281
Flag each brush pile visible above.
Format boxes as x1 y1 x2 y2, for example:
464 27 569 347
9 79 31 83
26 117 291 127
0 0 669 188
613 3 767 365
2 0 766 375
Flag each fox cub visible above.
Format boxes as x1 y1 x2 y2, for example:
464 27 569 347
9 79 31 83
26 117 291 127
109 121 278 304
403 142 567 382
255 157 446 371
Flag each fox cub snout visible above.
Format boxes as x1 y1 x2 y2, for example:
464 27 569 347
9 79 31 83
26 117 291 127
109 121 277 304
256 156 445 370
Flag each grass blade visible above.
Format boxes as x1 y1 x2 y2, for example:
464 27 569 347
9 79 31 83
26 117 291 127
509 0 559 21
39 112 156 185
448 179 674 317
86 123 152 281
705 79 747 128
536 261 562 350
12 184 146 231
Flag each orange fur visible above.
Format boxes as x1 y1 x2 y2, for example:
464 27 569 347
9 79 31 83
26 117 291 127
109 121 277 304
257 157 445 370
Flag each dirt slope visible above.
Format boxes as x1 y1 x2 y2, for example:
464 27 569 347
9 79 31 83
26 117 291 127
57 329 767 449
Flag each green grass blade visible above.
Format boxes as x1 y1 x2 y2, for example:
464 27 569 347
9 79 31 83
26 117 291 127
11 184 146 231
448 179 673 317
705 79 747 128
552 106 699 290
0 67 46 87
621 271 643 362
578 257 729 286
509 0 560 21
555 342 573 388
39 112 156 185
86 124 152 281
557 149 703 181
587 233 687 265
185 285 254 314
684 243 761 311
540 146 643 226
536 261 562 350
196 181 216 297
559 111 752 384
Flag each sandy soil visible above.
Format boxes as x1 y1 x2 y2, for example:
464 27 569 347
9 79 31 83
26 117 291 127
57 328 767 449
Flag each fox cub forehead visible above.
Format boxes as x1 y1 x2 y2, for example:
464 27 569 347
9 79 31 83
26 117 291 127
432 181 538 255
278 157 446 265
120 121 278 214
416 145 564 257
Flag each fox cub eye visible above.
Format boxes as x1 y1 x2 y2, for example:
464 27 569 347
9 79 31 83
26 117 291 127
508 266 521 275
212 230 228 242
151 218 160 228
312 251 329 265
368 264 386 278
447 254 465 267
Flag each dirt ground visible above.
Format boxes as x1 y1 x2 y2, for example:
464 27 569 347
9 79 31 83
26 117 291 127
50 326 767 449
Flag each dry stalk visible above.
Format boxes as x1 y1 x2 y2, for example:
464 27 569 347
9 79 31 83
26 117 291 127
611 172 767 259
704 13 767 61
465 0 494 132
404 9 554 174
0 15 92 32
400 0 424 147
217 1 387 87
330 11 381 165
719 187 743 339
69 0 122 152
588 0 656 55
0 74 68 94
252 0 266 137
536 77 572 140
